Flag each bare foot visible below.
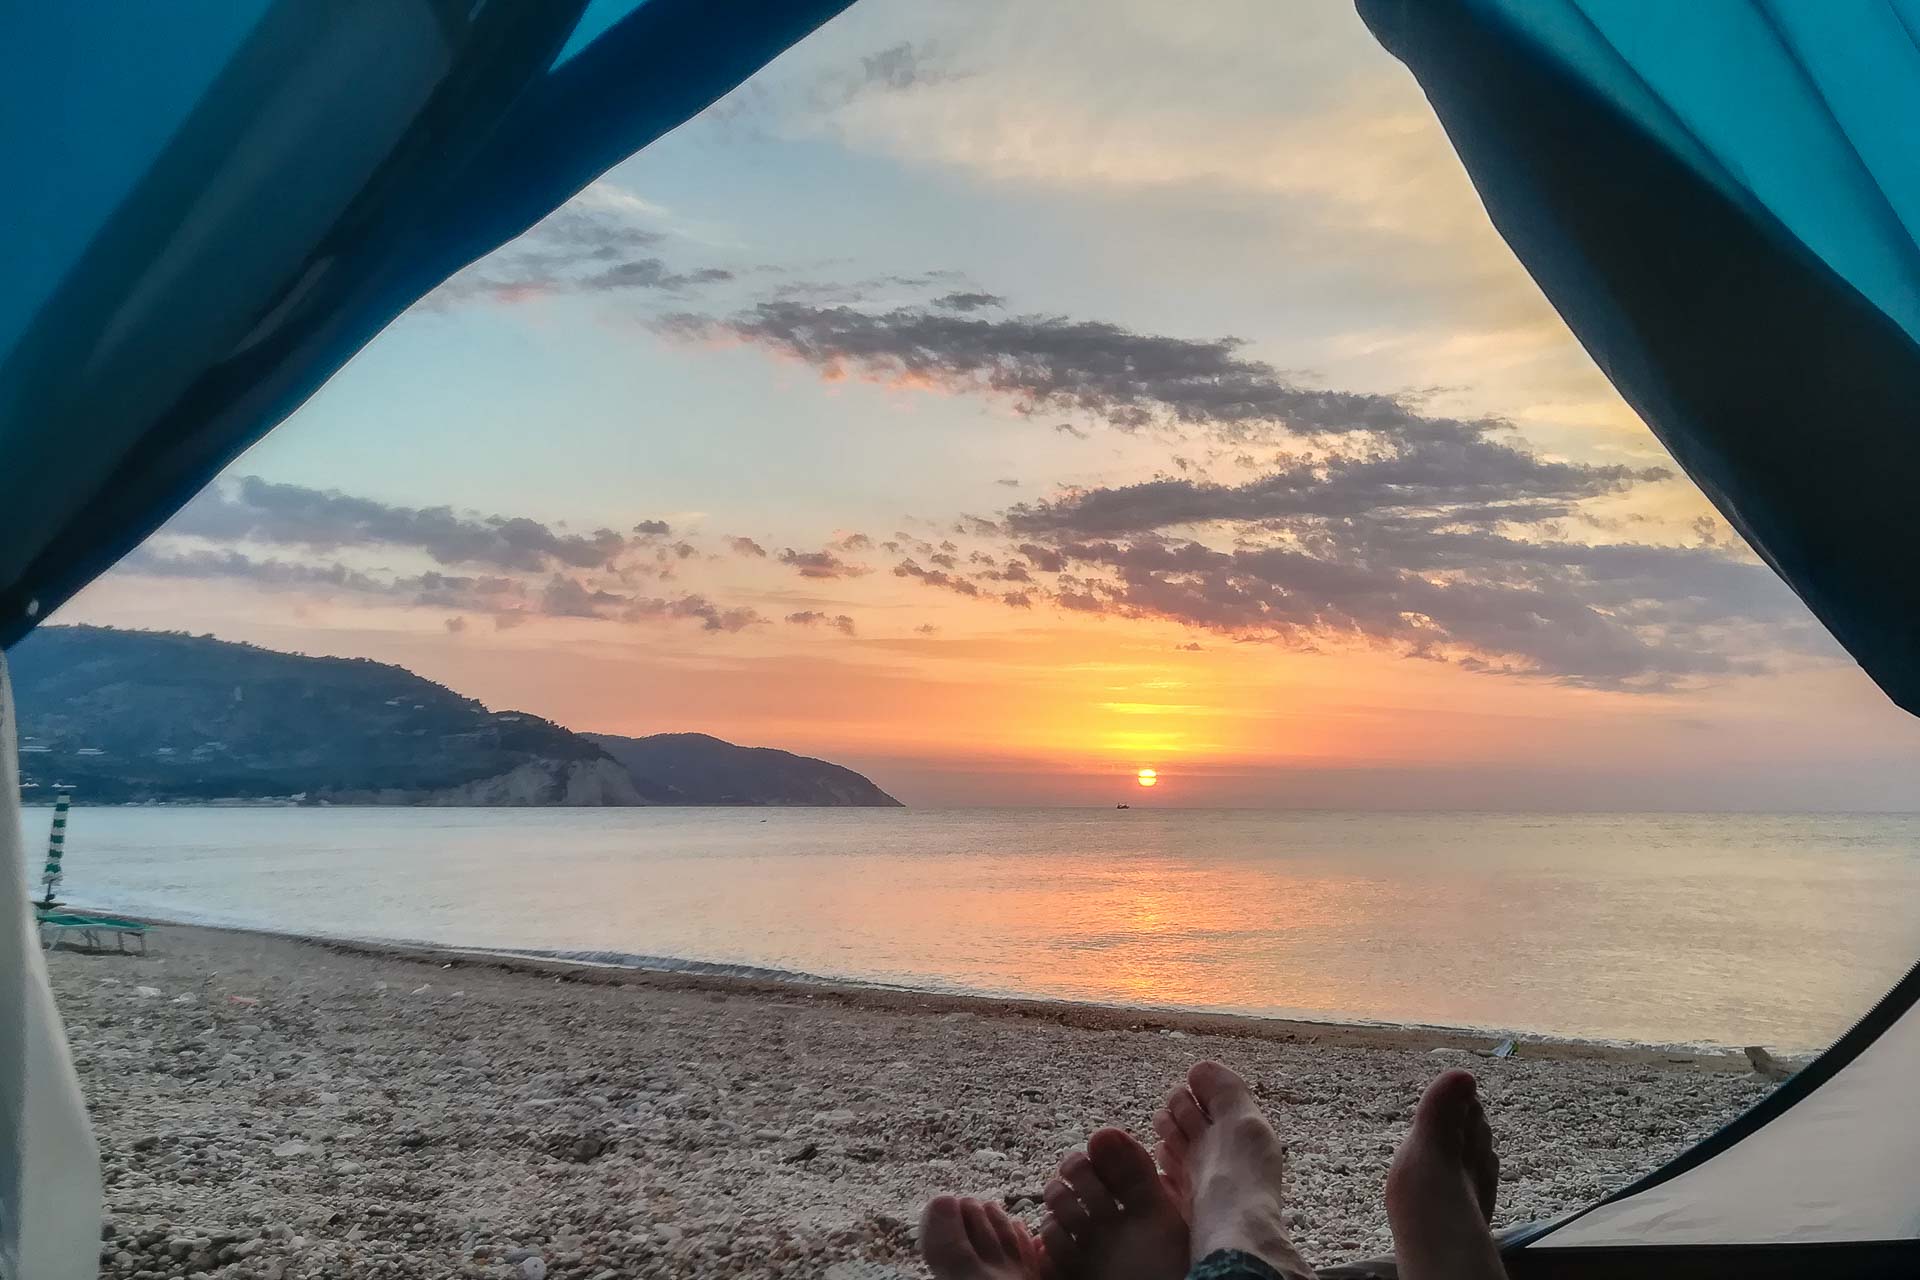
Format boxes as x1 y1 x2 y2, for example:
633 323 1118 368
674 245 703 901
922 1195 1048 1280
1036 1128 1188 1280
1385 1070 1506 1280
1152 1062 1314 1279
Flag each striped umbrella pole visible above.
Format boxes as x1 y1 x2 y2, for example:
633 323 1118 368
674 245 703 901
40 791 70 906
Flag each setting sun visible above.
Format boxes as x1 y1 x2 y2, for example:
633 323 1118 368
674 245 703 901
1137 769 1158 787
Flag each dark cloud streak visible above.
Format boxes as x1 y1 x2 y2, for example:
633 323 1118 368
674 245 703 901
167 477 628 572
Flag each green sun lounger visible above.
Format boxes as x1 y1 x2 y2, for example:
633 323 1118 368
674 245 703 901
35 912 149 955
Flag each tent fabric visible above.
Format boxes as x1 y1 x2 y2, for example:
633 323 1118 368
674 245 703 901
1357 0 1920 1264
1547 1009 1920 1236
1531 959 1920 1249
0 0 853 654
0 662 101 1280
1359 0 1920 721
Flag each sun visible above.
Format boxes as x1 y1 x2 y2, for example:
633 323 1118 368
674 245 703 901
1136 769 1158 787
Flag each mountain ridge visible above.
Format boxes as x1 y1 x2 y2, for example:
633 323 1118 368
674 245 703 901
585 731 902 807
5 626 898 807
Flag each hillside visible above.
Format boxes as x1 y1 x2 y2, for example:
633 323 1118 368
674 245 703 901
586 732 903 807
5 627 640 805
3 628 898 807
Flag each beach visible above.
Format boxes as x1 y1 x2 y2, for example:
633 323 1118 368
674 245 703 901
49 923 1775 1279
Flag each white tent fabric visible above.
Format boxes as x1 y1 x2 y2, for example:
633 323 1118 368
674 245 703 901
0 658 100 1280
1546 1003 1920 1245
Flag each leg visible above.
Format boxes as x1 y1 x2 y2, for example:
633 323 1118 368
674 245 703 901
1152 1062 1315 1280
1384 1070 1505 1280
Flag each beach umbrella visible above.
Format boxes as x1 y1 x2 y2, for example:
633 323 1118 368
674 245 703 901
3 0 1919 1274
37 792 69 909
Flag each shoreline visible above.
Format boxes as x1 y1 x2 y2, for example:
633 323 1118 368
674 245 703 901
49 920 1778 1278
82 911 1774 1071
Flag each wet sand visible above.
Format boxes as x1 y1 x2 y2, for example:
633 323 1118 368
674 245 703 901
50 923 1775 1279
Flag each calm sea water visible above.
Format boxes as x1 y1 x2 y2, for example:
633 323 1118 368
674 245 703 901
25 806 1920 1054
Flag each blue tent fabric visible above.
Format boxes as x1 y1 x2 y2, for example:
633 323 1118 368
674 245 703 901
1358 0 1920 719
0 0 853 654
1358 1 1920 1271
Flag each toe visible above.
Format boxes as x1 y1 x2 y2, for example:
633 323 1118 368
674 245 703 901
963 1199 1008 1263
1043 1177 1093 1237
1187 1060 1259 1120
1466 1097 1499 1221
1154 1139 1191 1209
1038 1217 1079 1275
1152 1107 1185 1149
1166 1087 1207 1140
1411 1069 1478 1158
984 1202 1034 1269
1059 1151 1121 1220
921 1196 982 1277
1087 1128 1170 1212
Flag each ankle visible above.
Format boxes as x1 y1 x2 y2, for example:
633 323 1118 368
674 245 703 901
1193 1221 1312 1277
1192 1244 1315 1280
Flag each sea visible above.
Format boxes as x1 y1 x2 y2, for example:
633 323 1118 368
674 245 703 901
25 806 1920 1056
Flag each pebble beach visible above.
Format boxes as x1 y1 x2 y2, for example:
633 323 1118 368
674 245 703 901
49 924 1778 1279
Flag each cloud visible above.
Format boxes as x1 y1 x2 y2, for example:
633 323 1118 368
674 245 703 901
786 610 857 635
893 559 980 597
1006 444 1665 537
727 536 769 558
1053 423 1089 439
625 595 764 632
166 477 630 572
579 261 734 292
647 276 1810 688
660 300 1502 447
977 526 1812 690
830 532 875 551
858 41 950 93
963 418 1806 688
445 616 468 634
429 201 731 307
118 537 769 637
541 575 631 619
914 623 940 635
632 519 672 537
778 546 872 579
934 291 1005 312
1018 543 1067 572
995 477 1021 488
635 250 1822 690
116 548 390 593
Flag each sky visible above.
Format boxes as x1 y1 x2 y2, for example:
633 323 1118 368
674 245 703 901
56 0 1920 808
